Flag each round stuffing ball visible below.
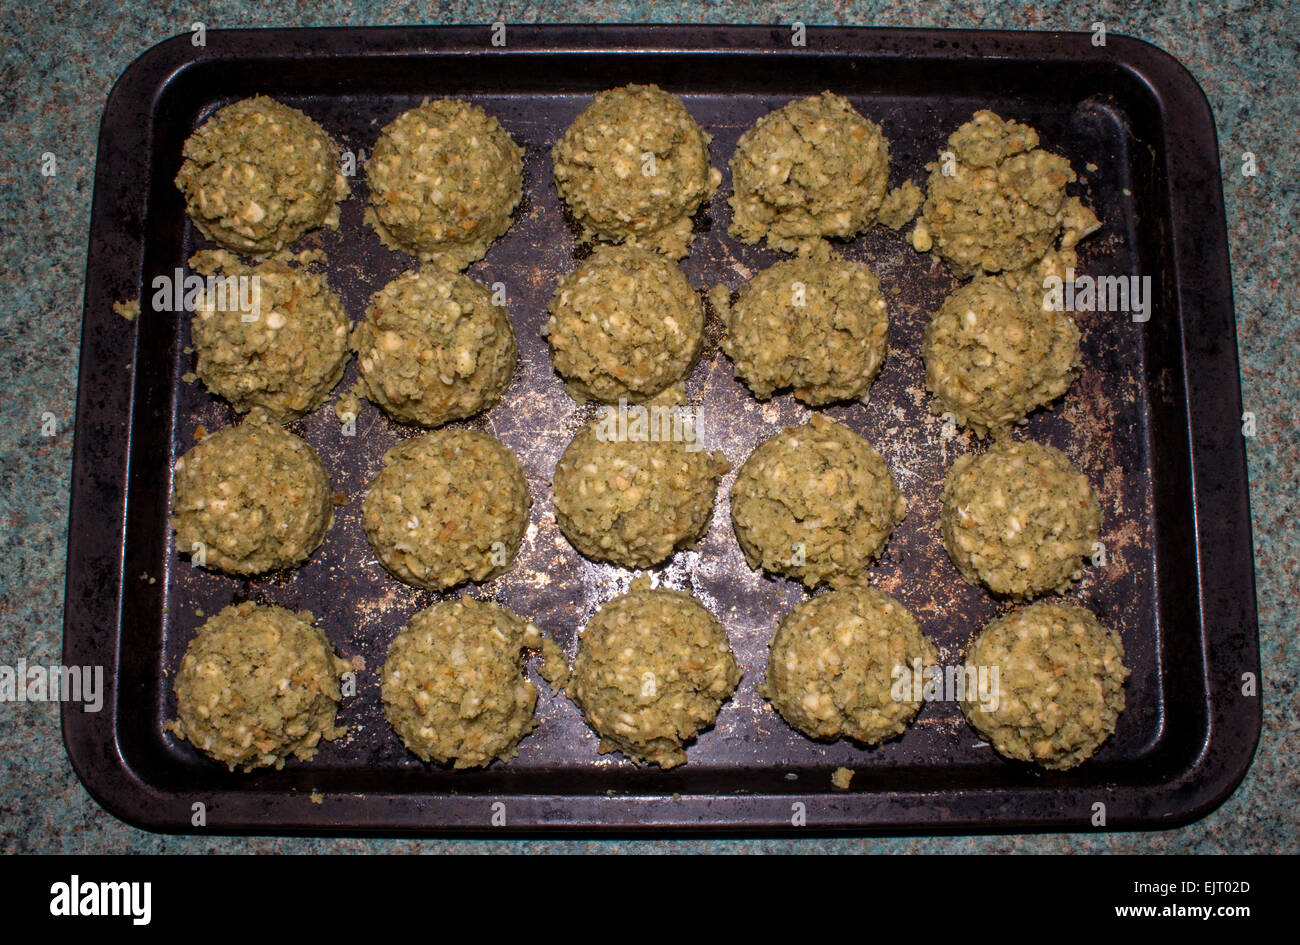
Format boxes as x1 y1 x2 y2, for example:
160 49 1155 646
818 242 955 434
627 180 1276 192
761 585 937 746
730 414 906 589
166 602 350 771
353 267 517 428
922 276 1080 437
545 245 704 404
175 96 348 255
170 414 334 576
961 601 1128 769
381 596 542 768
728 92 891 253
552 415 730 568
187 250 350 420
565 581 741 769
365 98 524 269
940 437 1101 599
362 430 531 591
911 110 1101 278
552 84 720 259
715 252 889 405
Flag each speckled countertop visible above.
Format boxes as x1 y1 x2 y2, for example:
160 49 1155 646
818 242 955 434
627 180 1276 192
1 2 1294 853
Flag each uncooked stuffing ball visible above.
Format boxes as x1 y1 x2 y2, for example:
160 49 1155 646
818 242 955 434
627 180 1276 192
714 251 889 405
167 602 350 771
564 581 741 769
545 245 704 404
922 275 1080 437
551 417 730 568
353 267 517 428
365 98 524 269
728 92 891 253
552 84 721 259
911 110 1101 278
730 414 906 589
961 601 1128 769
362 430 531 591
187 250 350 420
940 438 1101 599
761 585 937 746
170 414 334 576
175 96 348 254
381 597 542 768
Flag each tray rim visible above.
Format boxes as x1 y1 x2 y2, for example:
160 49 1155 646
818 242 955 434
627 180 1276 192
62 23 1261 836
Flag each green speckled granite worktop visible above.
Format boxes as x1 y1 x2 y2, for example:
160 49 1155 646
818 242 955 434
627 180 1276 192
1 2 1294 853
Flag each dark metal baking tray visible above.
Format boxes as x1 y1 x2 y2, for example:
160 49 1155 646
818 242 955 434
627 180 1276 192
63 25 1260 834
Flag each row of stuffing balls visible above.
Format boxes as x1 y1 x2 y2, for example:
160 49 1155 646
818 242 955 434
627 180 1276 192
163 87 1128 777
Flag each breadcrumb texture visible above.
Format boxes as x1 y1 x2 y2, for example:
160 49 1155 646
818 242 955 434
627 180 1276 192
170 413 334 576
353 267 516 428
552 84 720 259
877 180 923 230
381 596 541 768
538 637 571 690
187 249 350 421
175 96 348 255
728 92 891 253
568 582 740 769
362 430 531 591
941 438 1101 599
546 245 703 404
730 414 906 589
167 602 349 772
922 275 1079 437
552 418 729 568
762 585 937 746
911 109 1101 278
717 249 890 406
365 98 523 269
961 601 1128 770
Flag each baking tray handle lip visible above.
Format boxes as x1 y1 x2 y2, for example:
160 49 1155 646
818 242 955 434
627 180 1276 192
68 22 1261 837
61 707 181 835
1084 37 1262 815
98 24 1227 76
63 29 169 834
38 775 1267 836
1123 27 1266 820
1099 32 1219 111
98 31 207 132
1132 710 1263 830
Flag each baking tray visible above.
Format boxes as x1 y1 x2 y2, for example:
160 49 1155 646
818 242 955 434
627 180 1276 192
63 25 1260 834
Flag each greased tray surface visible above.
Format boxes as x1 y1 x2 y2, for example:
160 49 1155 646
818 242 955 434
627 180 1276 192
64 26 1259 833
